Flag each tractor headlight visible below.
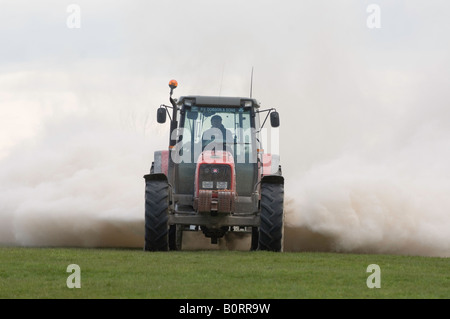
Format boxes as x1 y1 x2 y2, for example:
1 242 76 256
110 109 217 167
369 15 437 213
202 181 214 189
216 181 228 189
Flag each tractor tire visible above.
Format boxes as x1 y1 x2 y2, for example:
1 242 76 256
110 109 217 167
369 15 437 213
258 182 284 252
144 179 169 251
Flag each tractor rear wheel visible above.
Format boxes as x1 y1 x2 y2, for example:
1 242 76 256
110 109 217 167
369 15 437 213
258 182 284 252
144 179 169 251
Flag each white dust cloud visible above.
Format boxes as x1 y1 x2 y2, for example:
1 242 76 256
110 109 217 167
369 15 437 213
284 123 450 257
0 115 155 247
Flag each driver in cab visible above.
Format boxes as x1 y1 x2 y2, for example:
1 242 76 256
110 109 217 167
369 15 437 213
202 115 233 151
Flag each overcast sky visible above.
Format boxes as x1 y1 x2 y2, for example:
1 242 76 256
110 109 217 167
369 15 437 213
1 1 450 170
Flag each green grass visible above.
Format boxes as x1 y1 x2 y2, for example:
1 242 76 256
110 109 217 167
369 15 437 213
0 247 448 299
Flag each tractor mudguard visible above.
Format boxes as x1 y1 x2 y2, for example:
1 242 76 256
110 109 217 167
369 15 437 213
261 174 284 185
144 173 168 183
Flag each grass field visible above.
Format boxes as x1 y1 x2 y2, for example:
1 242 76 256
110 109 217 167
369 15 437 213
0 247 448 299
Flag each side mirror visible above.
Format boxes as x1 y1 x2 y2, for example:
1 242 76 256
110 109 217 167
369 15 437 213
157 108 167 124
270 111 280 128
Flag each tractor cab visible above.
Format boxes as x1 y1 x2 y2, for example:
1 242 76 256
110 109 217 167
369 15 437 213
175 96 260 201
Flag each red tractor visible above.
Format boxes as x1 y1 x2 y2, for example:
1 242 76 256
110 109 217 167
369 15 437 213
144 80 284 251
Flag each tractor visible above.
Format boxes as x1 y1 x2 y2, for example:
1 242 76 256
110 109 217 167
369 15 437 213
144 80 284 251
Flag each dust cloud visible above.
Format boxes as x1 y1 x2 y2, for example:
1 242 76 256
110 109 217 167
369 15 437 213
0 116 150 248
1 80 449 257
283 123 450 257
0 112 449 257
1 118 448 258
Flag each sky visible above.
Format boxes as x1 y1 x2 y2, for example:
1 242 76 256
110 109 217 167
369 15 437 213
0 1 449 256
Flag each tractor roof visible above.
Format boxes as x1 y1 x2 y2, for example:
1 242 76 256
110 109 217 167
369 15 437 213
178 96 261 108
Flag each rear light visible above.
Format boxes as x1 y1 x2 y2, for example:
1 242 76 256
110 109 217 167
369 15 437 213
202 181 214 189
216 181 228 189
